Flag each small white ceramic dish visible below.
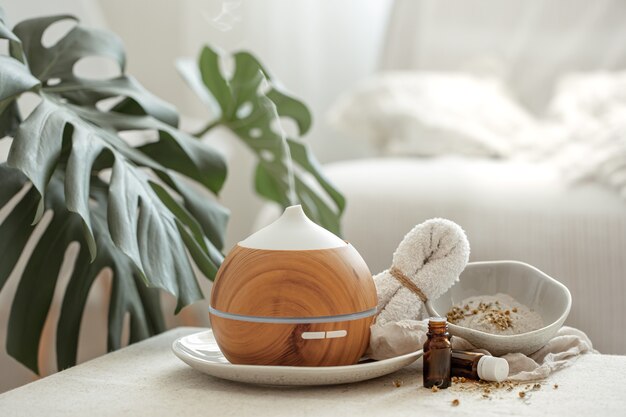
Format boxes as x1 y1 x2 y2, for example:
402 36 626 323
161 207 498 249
172 330 422 386
426 260 572 356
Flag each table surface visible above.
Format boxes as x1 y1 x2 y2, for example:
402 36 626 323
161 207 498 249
1 327 624 417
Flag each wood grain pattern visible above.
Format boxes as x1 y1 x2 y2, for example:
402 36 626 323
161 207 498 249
210 244 378 366
210 316 374 366
211 244 377 317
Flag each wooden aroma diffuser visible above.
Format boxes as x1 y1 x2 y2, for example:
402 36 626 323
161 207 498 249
210 205 377 367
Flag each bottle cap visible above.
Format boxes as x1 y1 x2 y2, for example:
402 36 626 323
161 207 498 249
239 205 346 250
428 317 447 323
477 356 509 382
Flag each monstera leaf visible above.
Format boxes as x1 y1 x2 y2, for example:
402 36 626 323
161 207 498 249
0 167 167 372
178 46 346 234
0 12 228 373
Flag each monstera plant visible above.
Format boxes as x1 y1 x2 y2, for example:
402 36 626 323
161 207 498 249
0 9 345 374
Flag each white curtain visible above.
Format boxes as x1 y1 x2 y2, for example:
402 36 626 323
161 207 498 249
382 0 626 114
2 0 106 27
95 0 392 162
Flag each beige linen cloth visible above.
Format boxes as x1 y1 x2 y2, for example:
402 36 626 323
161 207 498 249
369 319 597 381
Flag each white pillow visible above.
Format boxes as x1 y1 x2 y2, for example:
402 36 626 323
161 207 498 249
328 72 534 157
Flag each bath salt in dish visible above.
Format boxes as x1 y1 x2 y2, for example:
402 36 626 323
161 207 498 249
446 293 543 335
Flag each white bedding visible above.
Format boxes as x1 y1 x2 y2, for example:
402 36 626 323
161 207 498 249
329 73 532 157
329 71 626 201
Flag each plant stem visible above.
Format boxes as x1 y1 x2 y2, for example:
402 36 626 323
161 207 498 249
193 119 222 138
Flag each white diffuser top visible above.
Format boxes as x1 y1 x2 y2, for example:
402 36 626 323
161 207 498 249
238 205 347 250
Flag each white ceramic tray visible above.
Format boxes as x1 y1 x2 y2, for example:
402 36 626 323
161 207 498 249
172 330 422 386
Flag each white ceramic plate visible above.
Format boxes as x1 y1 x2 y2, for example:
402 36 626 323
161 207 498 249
172 330 422 386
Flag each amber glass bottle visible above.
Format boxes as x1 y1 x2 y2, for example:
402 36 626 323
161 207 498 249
451 350 509 382
423 317 451 389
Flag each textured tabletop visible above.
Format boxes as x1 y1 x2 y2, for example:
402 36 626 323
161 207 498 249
1 327 624 417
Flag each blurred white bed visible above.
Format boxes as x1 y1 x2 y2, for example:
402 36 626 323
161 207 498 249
318 0 626 355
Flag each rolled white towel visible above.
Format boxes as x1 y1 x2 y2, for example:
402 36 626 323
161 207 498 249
373 218 470 326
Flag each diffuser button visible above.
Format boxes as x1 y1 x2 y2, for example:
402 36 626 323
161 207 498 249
301 332 326 340
326 330 347 338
